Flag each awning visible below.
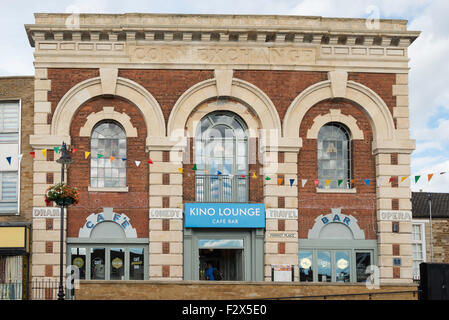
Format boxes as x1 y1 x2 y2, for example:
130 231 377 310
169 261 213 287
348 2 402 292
0 225 30 255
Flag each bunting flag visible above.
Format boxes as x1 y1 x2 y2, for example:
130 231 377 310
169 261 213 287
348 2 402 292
97 154 103 159
18 154 23 161
314 179 319 186
121 158 127 161
440 172 446 175
240 174 246 178
400 176 408 183
389 177 395 183
110 156 116 163
415 175 421 183
217 170 222 175
428 174 434 182
84 151 90 159
30 151 35 159
6 157 11 165
265 176 271 181
178 168 183 174
41 149 47 158
338 179 343 187
148 158 153 164
277 178 283 186
325 179 331 187
364 179 371 186
228 174 234 179
192 164 197 171
290 179 295 187
72 148 78 153
135 160 141 167
252 172 257 179
54 146 59 154
301 179 307 188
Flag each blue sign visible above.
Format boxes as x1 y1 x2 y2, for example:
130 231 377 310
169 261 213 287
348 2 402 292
184 203 265 228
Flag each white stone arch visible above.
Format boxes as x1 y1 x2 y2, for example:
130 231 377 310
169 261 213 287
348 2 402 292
167 77 282 139
283 79 395 143
79 106 138 137
306 109 364 140
51 76 165 144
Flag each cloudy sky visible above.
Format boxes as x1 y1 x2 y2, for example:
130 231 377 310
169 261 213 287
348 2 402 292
1 0 448 193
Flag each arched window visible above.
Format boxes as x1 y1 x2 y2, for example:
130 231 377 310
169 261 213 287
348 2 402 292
317 123 351 189
195 111 248 202
90 121 126 188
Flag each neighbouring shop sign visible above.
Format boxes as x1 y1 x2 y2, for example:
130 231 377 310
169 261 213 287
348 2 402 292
184 203 265 228
266 209 298 220
271 264 294 282
149 208 183 219
33 207 63 218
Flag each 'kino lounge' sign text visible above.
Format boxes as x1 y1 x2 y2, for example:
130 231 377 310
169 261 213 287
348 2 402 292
184 203 265 228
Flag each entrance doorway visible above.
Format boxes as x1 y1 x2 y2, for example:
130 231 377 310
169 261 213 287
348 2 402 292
199 248 243 281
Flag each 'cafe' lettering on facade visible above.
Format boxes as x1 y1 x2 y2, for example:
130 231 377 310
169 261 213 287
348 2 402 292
78 208 137 238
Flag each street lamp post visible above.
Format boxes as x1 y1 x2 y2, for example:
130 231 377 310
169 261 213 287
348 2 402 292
56 142 74 300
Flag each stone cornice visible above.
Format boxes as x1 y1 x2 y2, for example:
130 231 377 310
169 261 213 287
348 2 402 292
25 13 420 48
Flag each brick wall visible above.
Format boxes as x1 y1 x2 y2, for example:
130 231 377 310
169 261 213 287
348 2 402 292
0 77 34 223
297 99 377 239
426 219 449 263
67 96 149 238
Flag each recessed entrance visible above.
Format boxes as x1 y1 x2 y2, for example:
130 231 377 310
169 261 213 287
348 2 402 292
199 248 243 281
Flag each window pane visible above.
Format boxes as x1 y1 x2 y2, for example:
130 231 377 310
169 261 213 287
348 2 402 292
0 102 19 132
110 248 125 280
129 248 144 280
335 251 350 283
299 251 313 282
317 251 331 282
71 248 86 280
90 248 105 280
1 172 17 200
356 252 371 282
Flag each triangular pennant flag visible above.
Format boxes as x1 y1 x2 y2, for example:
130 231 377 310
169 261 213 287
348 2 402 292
41 149 47 158
30 151 35 159
314 179 319 186
277 178 283 186
290 179 295 187
415 175 420 183
228 174 234 179
440 172 446 175
265 176 271 181
110 156 116 163
53 146 59 154
178 168 184 174
217 170 222 175
428 174 434 182
252 172 257 179
350 179 355 186
72 148 78 153
192 164 197 171
18 154 23 161
97 154 103 158
84 151 90 159
389 177 395 183
364 179 371 186
6 157 11 165
240 174 246 178
301 179 307 188
325 179 331 187
121 158 127 161
148 158 153 164
400 176 408 183
338 179 343 186
135 160 141 167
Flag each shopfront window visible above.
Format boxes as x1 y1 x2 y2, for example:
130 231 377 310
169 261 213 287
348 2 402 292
68 245 147 281
335 251 350 282
195 111 248 202
317 251 331 282
355 251 372 283
299 251 313 282
412 223 426 280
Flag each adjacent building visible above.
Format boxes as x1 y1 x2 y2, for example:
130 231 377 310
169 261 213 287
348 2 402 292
0 76 34 299
23 13 419 294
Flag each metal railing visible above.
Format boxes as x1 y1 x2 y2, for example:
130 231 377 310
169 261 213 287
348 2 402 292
258 289 420 300
31 279 59 300
195 174 248 203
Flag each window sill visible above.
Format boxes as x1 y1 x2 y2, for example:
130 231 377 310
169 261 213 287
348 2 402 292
316 188 356 194
88 186 129 193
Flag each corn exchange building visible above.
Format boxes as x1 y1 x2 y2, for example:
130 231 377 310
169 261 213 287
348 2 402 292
25 13 419 297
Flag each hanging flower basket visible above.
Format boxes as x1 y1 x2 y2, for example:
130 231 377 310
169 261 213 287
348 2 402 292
45 183 79 207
